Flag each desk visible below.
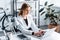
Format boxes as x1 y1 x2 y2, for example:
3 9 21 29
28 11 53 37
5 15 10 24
8 32 40 40
7 29 60 40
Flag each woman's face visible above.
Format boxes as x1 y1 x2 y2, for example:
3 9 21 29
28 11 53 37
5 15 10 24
23 7 31 15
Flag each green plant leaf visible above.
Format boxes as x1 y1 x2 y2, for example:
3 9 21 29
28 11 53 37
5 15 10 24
0 7 3 10
44 1 48 6
41 11 45 15
59 19 60 21
52 9 55 12
48 4 54 7
54 15 57 18
39 8 44 13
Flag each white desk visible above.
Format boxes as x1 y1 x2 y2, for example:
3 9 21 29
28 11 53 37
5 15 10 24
8 29 58 40
8 32 41 40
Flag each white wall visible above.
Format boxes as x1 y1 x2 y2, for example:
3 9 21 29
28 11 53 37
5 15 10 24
40 0 60 7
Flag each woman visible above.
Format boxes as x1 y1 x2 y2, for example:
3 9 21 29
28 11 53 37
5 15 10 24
15 3 45 36
14 3 60 40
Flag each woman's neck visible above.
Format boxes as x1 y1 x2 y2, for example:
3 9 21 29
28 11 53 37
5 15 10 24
22 14 27 19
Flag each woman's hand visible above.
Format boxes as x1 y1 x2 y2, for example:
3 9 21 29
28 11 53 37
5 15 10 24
34 30 45 37
39 30 45 35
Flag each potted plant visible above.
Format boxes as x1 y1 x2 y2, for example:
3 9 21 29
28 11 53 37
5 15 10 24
39 1 60 32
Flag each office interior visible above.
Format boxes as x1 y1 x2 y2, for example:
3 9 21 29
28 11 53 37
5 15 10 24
0 0 60 40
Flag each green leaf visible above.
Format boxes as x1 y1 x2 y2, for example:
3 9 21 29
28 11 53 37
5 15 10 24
59 19 60 21
52 9 55 12
44 1 48 6
39 8 44 13
48 4 54 7
0 7 3 10
54 15 57 18
44 17 47 20
41 11 45 15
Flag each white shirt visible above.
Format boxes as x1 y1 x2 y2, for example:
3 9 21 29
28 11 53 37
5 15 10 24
14 14 40 35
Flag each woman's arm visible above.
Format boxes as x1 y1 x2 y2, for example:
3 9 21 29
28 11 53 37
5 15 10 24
30 15 45 36
14 17 45 36
14 17 33 35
